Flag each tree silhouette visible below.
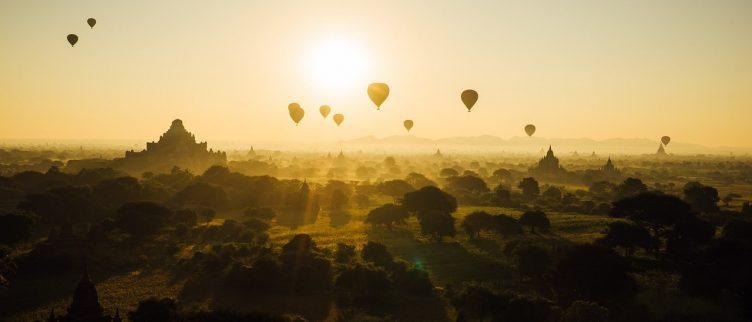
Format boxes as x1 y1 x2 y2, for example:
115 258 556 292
365 203 409 229
518 177 540 200
682 181 720 213
518 211 550 233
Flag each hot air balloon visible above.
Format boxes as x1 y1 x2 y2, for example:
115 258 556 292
404 120 414 132
333 114 344 126
524 124 536 137
288 103 304 125
461 89 478 112
367 83 389 110
87 18 96 29
319 105 331 118
661 136 671 145
67 34 78 47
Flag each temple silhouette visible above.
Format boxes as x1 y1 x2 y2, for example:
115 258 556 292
43 270 122 322
530 146 567 177
112 119 226 174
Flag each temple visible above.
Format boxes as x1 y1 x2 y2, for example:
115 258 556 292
112 119 226 174
656 143 667 156
530 146 567 177
44 270 121 322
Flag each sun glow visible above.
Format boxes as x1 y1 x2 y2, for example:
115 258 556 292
308 38 368 92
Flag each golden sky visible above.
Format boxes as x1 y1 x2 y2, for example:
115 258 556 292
1 0 751 147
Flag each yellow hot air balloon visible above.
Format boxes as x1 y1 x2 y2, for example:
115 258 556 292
367 83 389 110
333 114 344 126
661 136 671 145
404 120 414 132
319 105 331 118
87 18 97 29
67 34 78 47
524 124 536 137
288 103 304 125
461 89 478 112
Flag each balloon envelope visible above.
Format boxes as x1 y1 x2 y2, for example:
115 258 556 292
67 34 78 46
319 105 331 118
661 136 671 145
87 18 96 29
524 124 536 137
461 89 478 111
404 120 414 132
367 83 389 110
333 114 344 126
288 103 304 125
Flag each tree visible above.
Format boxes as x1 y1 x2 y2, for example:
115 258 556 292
330 189 349 211
552 244 636 301
450 284 508 321
377 180 415 199
128 297 177 322
518 177 540 200
114 201 172 238
172 182 228 210
461 211 493 238
491 168 512 183
682 181 720 213
198 207 216 223
722 193 741 207
365 203 409 229
491 185 513 206
439 168 459 178
418 210 456 241
361 241 394 268
0 213 36 245
615 178 647 200
588 181 615 201
335 243 356 263
491 214 524 237
518 211 550 233
610 192 693 239
243 206 276 221
93 176 142 206
515 244 551 279
17 192 64 225
173 209 198 226
401 186 457 214
335 263 391 302
445 175 490 195
596 221 655 256
561 301 610 322
542 186 562 202
405 172 437 188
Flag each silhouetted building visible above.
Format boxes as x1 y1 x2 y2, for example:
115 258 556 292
112 119 226 173
530 146 567 177
44 270 121 322
434 148 443 157
656 143 667 156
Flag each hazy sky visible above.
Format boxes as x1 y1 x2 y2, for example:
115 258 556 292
1 0 751 147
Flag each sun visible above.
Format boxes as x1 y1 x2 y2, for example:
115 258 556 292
308 38 368 92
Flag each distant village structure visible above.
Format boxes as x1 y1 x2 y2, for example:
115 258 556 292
656 143 668 156
111 119 226 174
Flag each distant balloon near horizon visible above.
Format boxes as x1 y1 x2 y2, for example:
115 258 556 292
87 18 96 29
288 103 304 126
333 114 344 126
661 136 671 145
367 83 389 110
525 124 536 137
461 89 478 112
319 105 331 118
66 34 78 47
404 120 414 132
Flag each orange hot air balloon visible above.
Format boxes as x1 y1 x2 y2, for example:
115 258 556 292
524 124 536 137
661 136 671 145
367 83 389 110
461 89 478 112
67 34 78 47
288 103 304 125
319 105 331 118
403 120 414 132
333 114 344 126
87 18 96 29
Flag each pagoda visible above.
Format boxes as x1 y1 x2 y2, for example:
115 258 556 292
112 119 226 173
